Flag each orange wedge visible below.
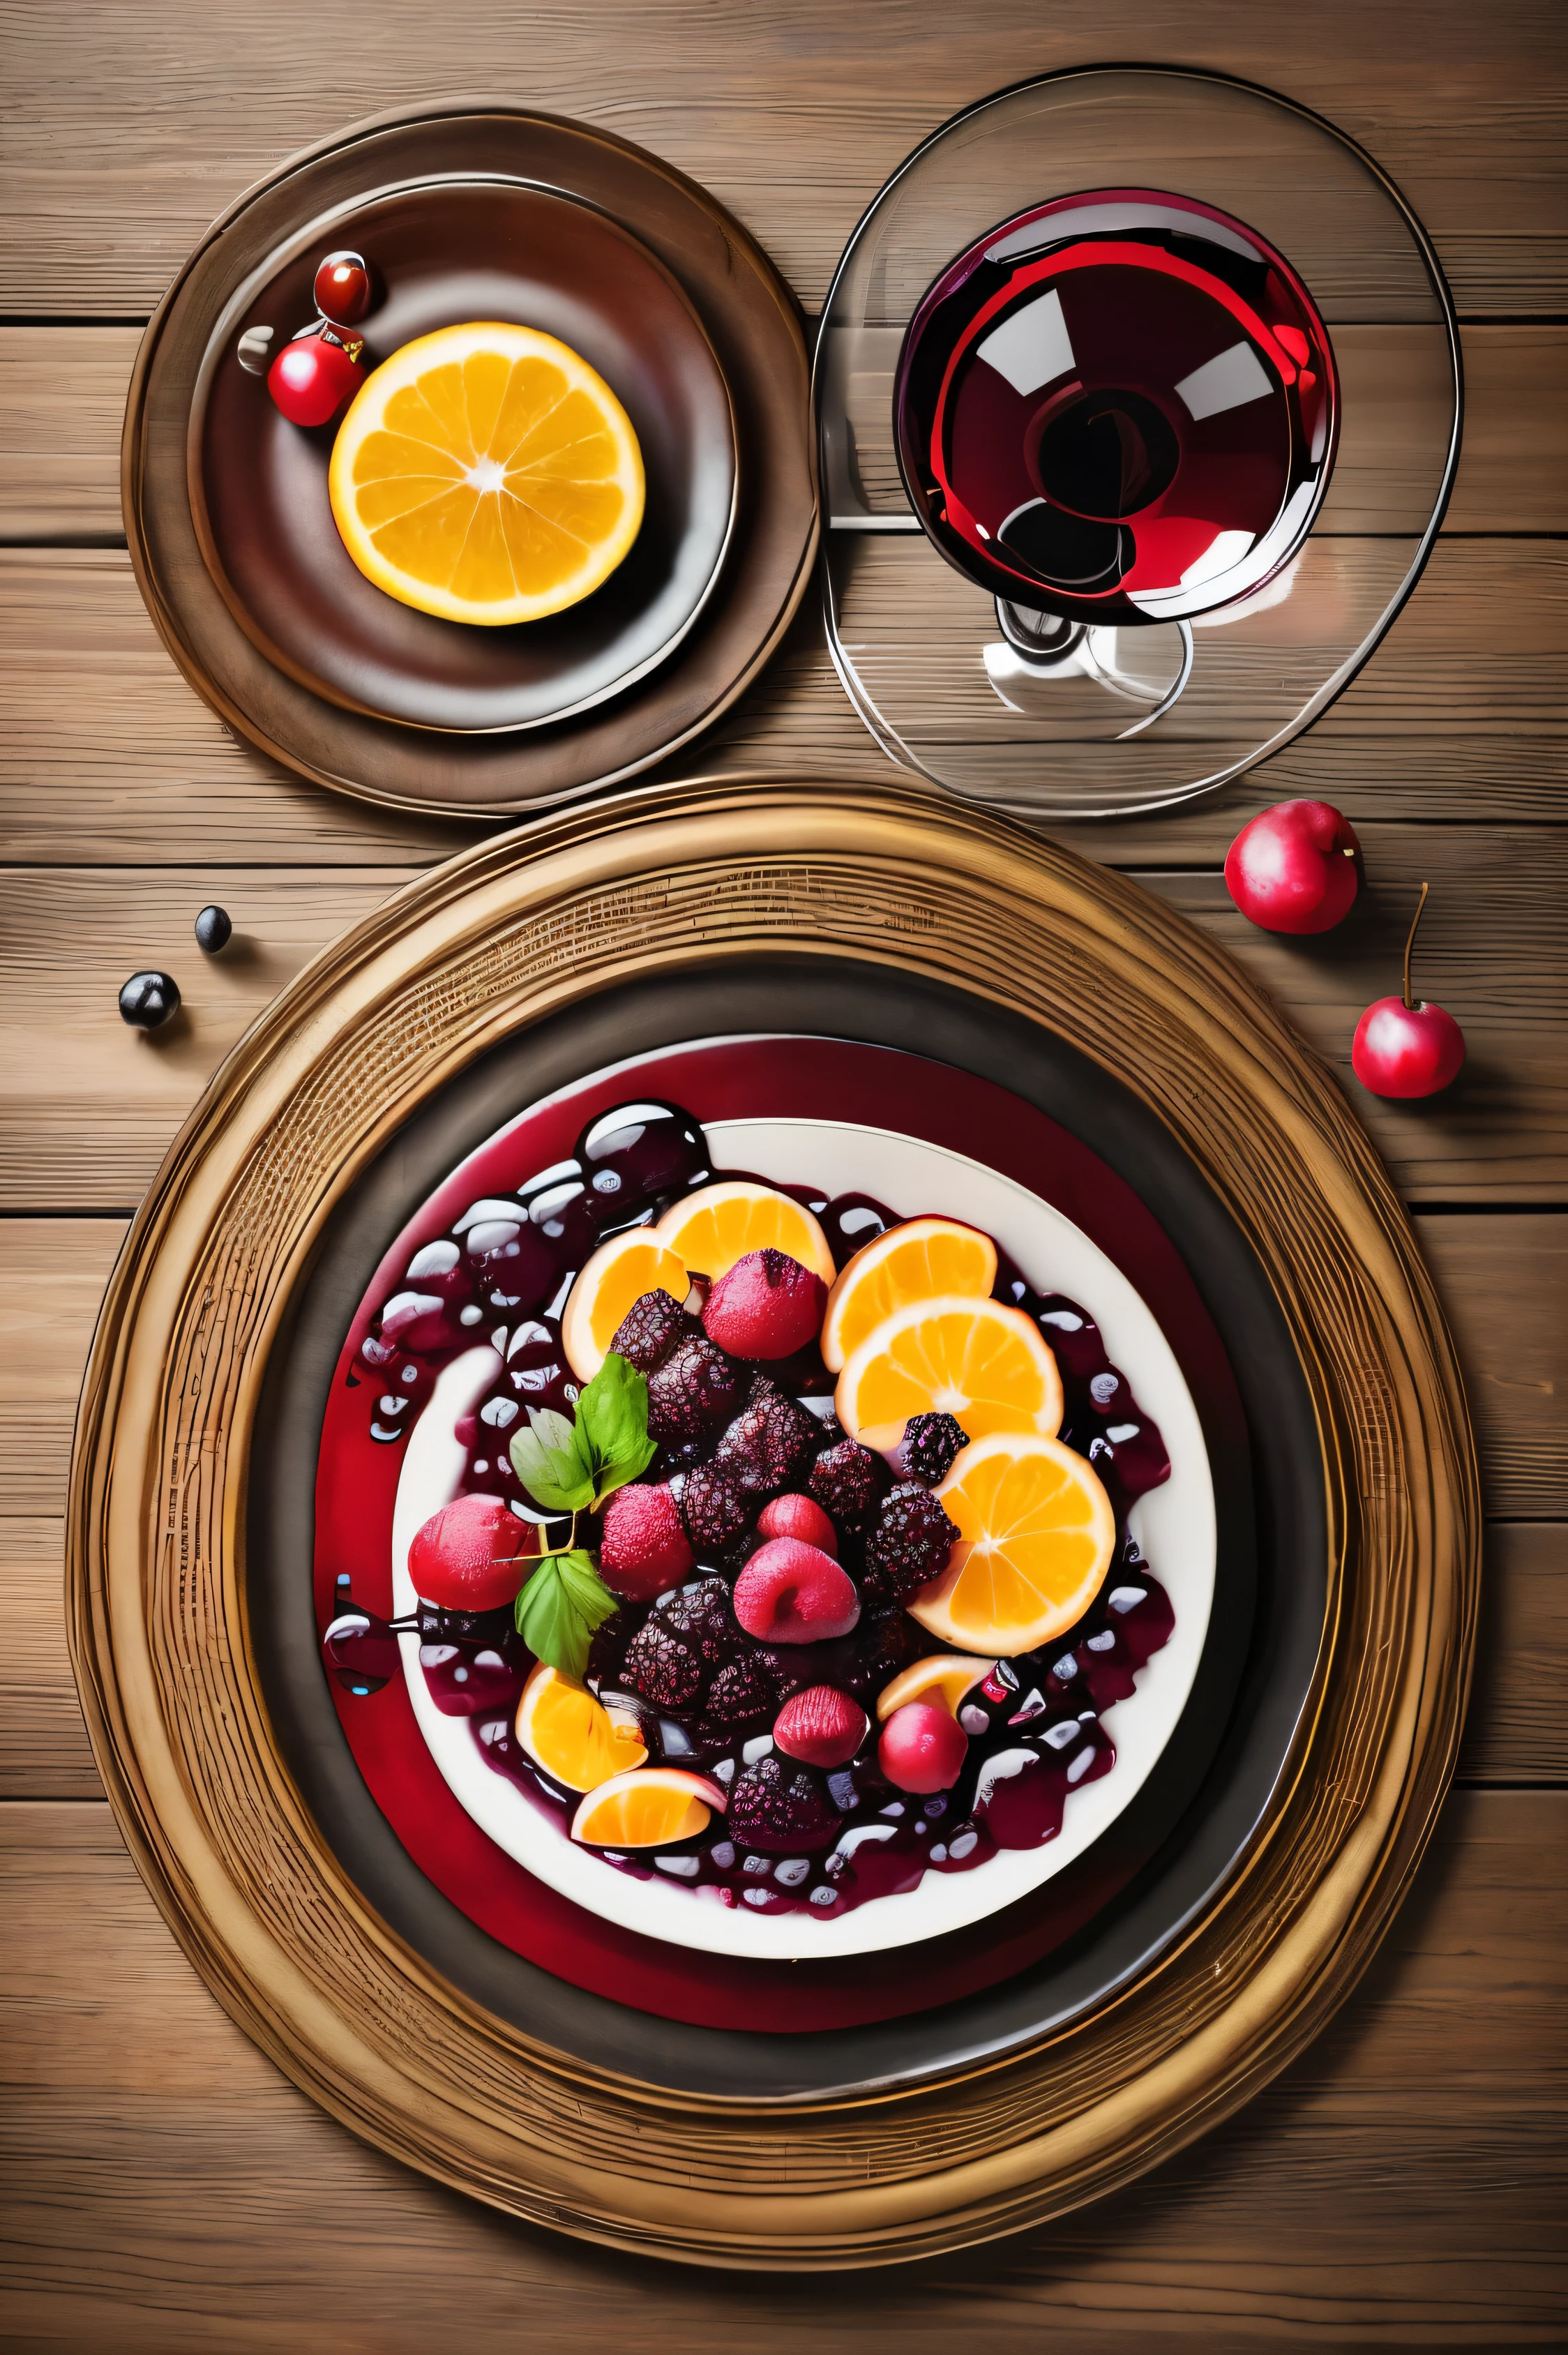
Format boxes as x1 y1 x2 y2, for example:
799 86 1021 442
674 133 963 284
569 1766 726 1849
515 1664 648 1792
908 1432 1115 1653
821 1217 998 1371
329 322 644 625
655 1180 836 1288
834 1295 1062 1451
875 1652 995 1722
560 1226 690 1382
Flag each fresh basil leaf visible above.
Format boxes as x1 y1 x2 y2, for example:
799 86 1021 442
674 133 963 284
508 1411 595 1514
513 1548 620 1682
573 1350 657 1502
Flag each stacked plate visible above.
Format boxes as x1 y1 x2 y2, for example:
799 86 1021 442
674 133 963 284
124 102 819 818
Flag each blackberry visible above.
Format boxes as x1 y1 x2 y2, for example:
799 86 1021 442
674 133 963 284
727 1752 843 1853
618 1618 703 1710
645 1334 742 1445
658 1577 733 1669
713 1376 818 1496
809 1438 884 1529
610 1288 692 1374
860 1482 960 1606
900 1411 969 1484
705 1652 774 1728
680 1461 753 1555
845 1607 921 1699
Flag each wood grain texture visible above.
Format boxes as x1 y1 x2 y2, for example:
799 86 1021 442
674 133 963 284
1 1788 1561 2346
1459 1521 1568 1782
0 1221 125 1519
1420 1215 1568 1517
2 1 1565 318
0 1519 96 1799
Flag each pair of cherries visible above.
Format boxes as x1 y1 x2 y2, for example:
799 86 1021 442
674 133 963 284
1225 802 1465 1099
264 250 373 429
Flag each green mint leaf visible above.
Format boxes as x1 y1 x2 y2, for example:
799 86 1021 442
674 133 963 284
508 1408 595 1514
513 1549 620 1682
573 1351 656 1504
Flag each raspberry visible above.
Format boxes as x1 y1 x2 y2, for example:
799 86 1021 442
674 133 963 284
860 1482 960 1606
713 1376 817 1496
702 1249 826 1360
679 1461 753 1555
619 1618 702 1710
610 1287 693 1374
898 1411 969 1484
726 1752 843 1853
808 1438 883 1529
599 1482 694 1600
705 1652 774 1728
645 1334 742 1445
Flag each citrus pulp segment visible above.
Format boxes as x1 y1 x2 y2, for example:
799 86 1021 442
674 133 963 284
515 1664 648 1791
875 1652 995 1721
654 1180 836 1288
568 1767 725 1849
820 1217 1000 1371
328 322 645 626
914 1432 1117 1653
833 1295 1063 1450
561 1227 690 1381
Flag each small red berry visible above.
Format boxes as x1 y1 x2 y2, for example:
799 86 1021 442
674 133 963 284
1224 799 1362 934
702 1249 826 1360
755 1491 838 1555
600 1482 695 1601
879 1700 968 1793
313 248 372 327
1350 882 1466 1100
773 1684 868 1768
267 329 363 428
732 1537 860 1644
408 1494 526 1613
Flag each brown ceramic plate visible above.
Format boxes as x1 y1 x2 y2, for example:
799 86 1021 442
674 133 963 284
123 103 817 815
190 179 737 733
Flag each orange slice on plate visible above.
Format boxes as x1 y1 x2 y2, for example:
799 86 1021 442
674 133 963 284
515 1664 648 1791
834 1295 1062 1451
570 1766 726 1848
329 321 645 626
875 1651 995 1721
654 1180 836 1288
560 1226 690 1382
909 1431 1116 1653
820 1216 999 1371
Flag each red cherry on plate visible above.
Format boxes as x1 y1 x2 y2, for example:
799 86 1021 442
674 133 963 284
267 328 363 428
407 1493 526 1613
1224 799 1362 933
312 248 372 327
879 1700 968 1794
1351 882 1466 1099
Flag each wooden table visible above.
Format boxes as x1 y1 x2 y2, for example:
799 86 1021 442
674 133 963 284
3 5 1564 2343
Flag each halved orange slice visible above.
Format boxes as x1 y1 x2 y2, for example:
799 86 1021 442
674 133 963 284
821 1217 998 1371
329 322 644 626
834 1295 1062 1451
515 1664 648 1791
875 1652 995 1722
654 1180 836 1288
910 1431 1116 1653
560 1226 690 1382
569 1766 726 1849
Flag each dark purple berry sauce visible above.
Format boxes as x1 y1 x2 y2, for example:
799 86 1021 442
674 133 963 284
326 1099 1175 1920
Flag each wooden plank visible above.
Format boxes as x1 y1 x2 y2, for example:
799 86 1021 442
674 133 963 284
1460 1521 1568 1782
3 538 1565 871
0 867 419 1208
1419 1216 1568 1518
0 1221 126 1517
0 1517 97 1799
4 324 1557 548
0 1788 1560 2346
1 1 1564 319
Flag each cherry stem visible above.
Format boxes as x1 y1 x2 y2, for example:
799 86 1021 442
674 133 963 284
1402 882 1431 1011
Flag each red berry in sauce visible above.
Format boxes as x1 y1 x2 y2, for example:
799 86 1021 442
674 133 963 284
408 1493 527 1613
755 1491 838 1555
732 1537 860 1644
600 1482 695 1600
267 329 363 428
1224 799 1362 934
701 1248 826 1360
879 1699 969 1793
312 249 372 327
773 1683 868 1768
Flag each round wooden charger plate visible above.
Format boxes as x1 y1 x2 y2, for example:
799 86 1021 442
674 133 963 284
121 102 817 816
68 776 1479 2267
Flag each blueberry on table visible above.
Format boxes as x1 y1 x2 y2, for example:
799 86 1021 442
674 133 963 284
118 970 180 1030
194 904 232 953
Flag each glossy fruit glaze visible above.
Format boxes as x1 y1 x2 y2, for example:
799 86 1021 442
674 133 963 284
324 1100 1174 1920
894 188 1337 624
